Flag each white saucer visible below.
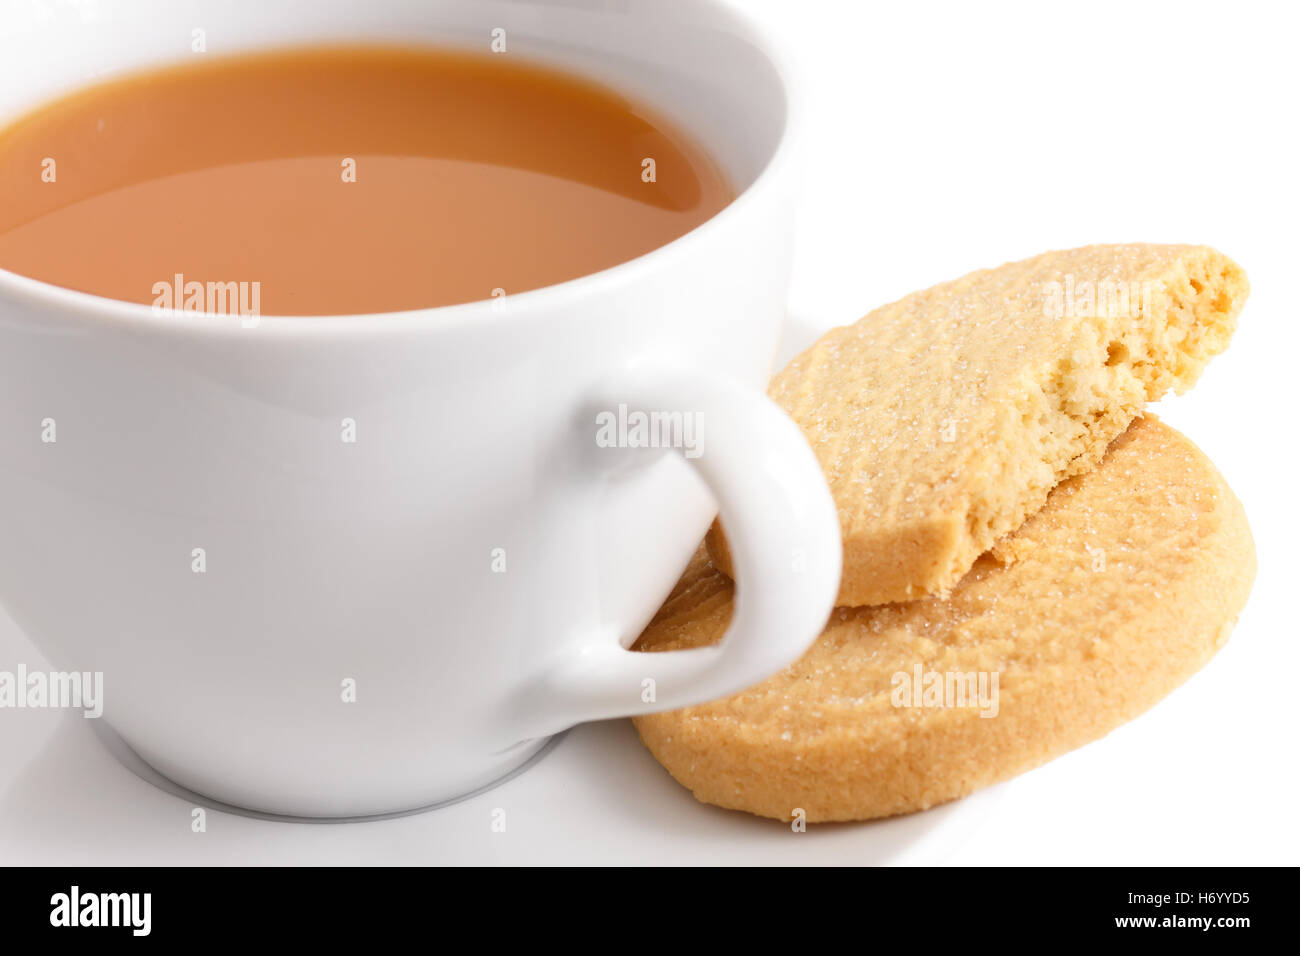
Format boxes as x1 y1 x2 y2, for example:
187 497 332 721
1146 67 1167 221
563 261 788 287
0 667 1002 865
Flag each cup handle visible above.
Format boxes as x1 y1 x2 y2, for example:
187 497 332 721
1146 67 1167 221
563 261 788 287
497 362 841 744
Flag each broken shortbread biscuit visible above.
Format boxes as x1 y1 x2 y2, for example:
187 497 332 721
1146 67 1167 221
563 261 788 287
708 244 1248 605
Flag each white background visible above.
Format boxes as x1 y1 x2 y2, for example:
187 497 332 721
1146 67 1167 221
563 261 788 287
2 0 1297 865
764 0 1299 864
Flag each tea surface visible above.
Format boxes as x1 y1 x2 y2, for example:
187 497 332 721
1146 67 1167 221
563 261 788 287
0 46 732 315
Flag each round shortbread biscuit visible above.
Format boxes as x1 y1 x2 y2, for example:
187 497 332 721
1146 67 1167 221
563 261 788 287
634 417 1255 823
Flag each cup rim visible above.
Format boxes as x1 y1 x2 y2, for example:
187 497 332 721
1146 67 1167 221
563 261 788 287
0 2 799 339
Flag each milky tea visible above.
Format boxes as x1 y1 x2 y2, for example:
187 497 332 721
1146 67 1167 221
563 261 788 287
0 46 733 316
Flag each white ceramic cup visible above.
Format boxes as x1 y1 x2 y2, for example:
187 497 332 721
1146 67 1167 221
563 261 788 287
0 0 840 816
